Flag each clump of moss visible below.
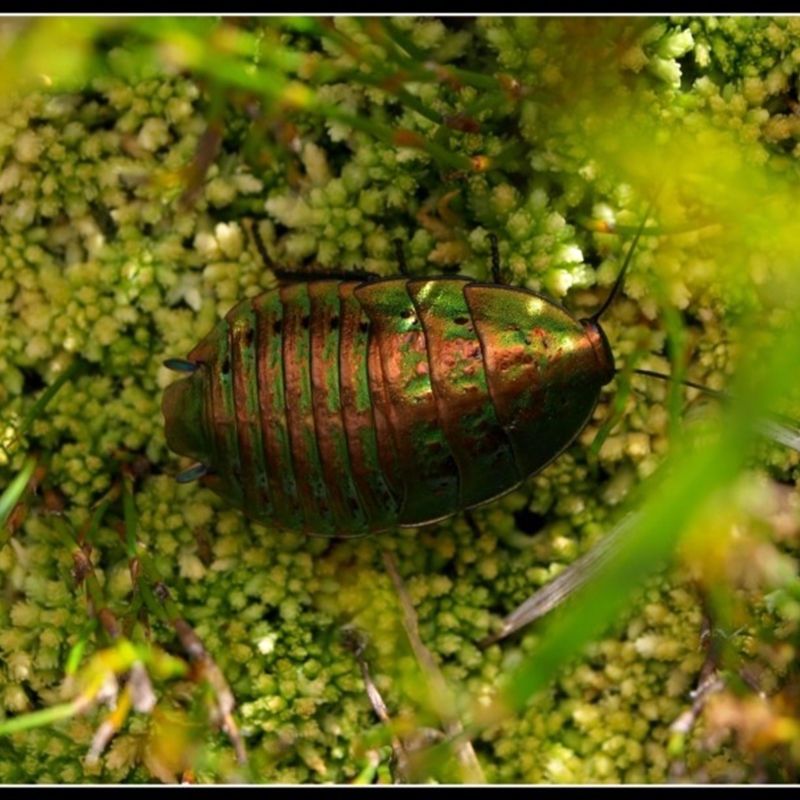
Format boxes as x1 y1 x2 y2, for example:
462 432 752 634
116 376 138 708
1 16 800 784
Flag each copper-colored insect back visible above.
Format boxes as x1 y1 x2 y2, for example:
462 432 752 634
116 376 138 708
162 276 615 536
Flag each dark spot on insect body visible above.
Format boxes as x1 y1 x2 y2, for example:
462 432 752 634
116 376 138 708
221 358 230 375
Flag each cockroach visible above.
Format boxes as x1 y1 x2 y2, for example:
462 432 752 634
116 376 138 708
161 219 800 649
161 224 645 539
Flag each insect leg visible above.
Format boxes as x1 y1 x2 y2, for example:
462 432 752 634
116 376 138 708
488 233 503 284
247 218 277 272
394 238 409 276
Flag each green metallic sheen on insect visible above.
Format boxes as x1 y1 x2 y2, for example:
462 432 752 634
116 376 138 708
162 276 615 536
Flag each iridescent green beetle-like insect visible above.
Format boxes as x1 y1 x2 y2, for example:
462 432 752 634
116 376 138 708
162 231 636 539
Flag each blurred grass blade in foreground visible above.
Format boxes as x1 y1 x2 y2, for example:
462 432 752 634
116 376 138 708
484 409 800 646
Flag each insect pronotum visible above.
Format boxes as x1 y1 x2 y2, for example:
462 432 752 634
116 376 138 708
161 225 644 540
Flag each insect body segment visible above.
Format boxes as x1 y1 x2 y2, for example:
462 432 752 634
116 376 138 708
162 277 616 536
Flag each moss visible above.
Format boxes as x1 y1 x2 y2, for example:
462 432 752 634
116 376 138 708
1 14 800 784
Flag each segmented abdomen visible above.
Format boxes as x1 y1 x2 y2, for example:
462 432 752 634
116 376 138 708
173 277 608 535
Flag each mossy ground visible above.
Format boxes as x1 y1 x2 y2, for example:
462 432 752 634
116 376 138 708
2 16 800 784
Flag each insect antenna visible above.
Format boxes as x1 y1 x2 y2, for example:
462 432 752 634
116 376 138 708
629 367 727 400
588 205 732 407
589 208 652 325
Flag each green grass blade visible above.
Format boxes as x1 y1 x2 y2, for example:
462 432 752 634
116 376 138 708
0 456 37 542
